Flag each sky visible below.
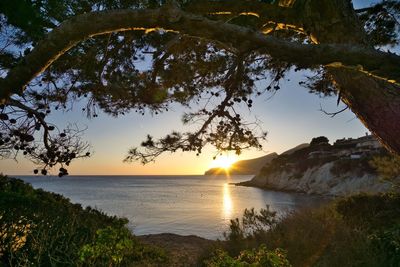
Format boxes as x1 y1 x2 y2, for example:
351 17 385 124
0 0 383 176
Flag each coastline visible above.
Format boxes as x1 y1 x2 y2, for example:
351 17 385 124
234 177 393 197
235 180 312 195
234 180 338 202
234 162 397 197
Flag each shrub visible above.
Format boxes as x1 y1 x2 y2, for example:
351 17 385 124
295 156 337 174
335 193 400 230
209 194 400 267
310 136 329 146
222 206 277 255
370 154 400 186
0 175 166 266
79 226 134 266
331 157 375 177
205 245 291 267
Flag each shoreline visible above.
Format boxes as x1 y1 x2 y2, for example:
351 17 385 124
234 172 398 197
234 180 333 197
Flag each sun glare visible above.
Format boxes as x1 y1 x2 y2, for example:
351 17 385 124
209 155 237 170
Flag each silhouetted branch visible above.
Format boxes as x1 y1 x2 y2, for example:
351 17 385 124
1 97 90 175
1 4 400 101
319 104 348 118
125 54 268 164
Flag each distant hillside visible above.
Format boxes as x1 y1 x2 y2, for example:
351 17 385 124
281 143 309 155
204 153 278 175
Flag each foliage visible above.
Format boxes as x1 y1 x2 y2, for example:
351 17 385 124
79 226 134 266
209 193 400 267
357 0 400 46
330 156 376 177
79 225 166 266
335 193 400 231
294 156 336 175
204 245 291 267
334 194 400 266
224 206 277 246
370 154 400 185
0 0 399 173
310 136 329 146
0 175 166 266
369 224 400 265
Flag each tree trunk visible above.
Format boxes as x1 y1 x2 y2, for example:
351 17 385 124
304 0 400 155
330 68 400 154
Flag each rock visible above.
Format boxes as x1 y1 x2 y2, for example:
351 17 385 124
244 162 396 196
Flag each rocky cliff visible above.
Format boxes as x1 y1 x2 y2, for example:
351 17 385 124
241 162 393 196
238 143 398 196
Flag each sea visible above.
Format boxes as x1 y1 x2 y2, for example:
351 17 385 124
18 175 326 240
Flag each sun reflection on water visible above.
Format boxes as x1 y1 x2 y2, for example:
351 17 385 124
222 183 233 219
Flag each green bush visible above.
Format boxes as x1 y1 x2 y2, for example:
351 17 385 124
0 175 166 266
79 226 134 266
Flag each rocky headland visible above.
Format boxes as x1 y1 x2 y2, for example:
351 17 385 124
236 135 399 196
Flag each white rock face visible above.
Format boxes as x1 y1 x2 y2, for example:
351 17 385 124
250 162 395 196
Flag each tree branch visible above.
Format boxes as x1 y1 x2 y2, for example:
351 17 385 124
319 104 348 118
6 98 51 151
1 5 400 102
184 0 298 24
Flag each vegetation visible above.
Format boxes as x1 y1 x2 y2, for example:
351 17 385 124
331 150 400 182
310 136 329 146
0 0 400 175
1 2 400 265
257 137 397 180
370 154 400 186
330 157 376 177
205 245 291 267
257 141 335 178
207 193 400 267
0 175 166 266
2 173 399 266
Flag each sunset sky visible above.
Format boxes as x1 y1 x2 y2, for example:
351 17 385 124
0 0 377 176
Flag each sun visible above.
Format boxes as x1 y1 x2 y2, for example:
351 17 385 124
209 155 238 170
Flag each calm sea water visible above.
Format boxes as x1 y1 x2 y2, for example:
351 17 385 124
18 175 325 240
